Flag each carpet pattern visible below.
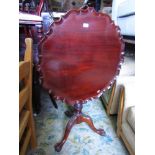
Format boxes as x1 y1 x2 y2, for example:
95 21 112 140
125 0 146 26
28 89 129 155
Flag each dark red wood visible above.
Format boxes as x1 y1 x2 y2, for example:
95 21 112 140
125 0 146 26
54 103 105 152
39 7 124 105
38 7 124 152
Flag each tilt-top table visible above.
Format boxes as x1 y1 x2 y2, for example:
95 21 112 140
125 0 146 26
38 7 124 152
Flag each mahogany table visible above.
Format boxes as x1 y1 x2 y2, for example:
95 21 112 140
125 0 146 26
38 7 124 152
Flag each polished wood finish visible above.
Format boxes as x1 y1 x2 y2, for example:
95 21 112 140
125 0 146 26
19 38 37 155
38 7 124 152
54 103 105 152
39 7 124 105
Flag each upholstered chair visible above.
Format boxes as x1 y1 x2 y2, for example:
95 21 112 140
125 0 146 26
117 77 135 155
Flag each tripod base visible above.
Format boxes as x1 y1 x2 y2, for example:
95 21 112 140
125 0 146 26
54 103 105 152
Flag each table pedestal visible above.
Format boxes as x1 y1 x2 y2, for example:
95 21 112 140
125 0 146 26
54 103 105 152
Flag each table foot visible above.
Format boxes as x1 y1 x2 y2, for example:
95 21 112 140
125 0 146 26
81 114 106 136
54 142 64 152
54 113 77 152
54 103 105 152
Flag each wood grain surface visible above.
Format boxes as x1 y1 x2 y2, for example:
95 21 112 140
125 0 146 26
39 7 124 105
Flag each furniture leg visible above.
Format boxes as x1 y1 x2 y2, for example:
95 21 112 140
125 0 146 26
65 105 75 118
49 94 58 109
32 67 41 114
54 103 105 152
54 114 78 152
80 114 105 136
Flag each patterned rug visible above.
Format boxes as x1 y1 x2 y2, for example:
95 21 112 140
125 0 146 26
28 89 129 155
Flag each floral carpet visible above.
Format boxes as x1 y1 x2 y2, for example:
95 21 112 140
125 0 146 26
28 89 129 155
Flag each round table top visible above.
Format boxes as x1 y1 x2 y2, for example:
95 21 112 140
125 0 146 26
39 7 124 105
